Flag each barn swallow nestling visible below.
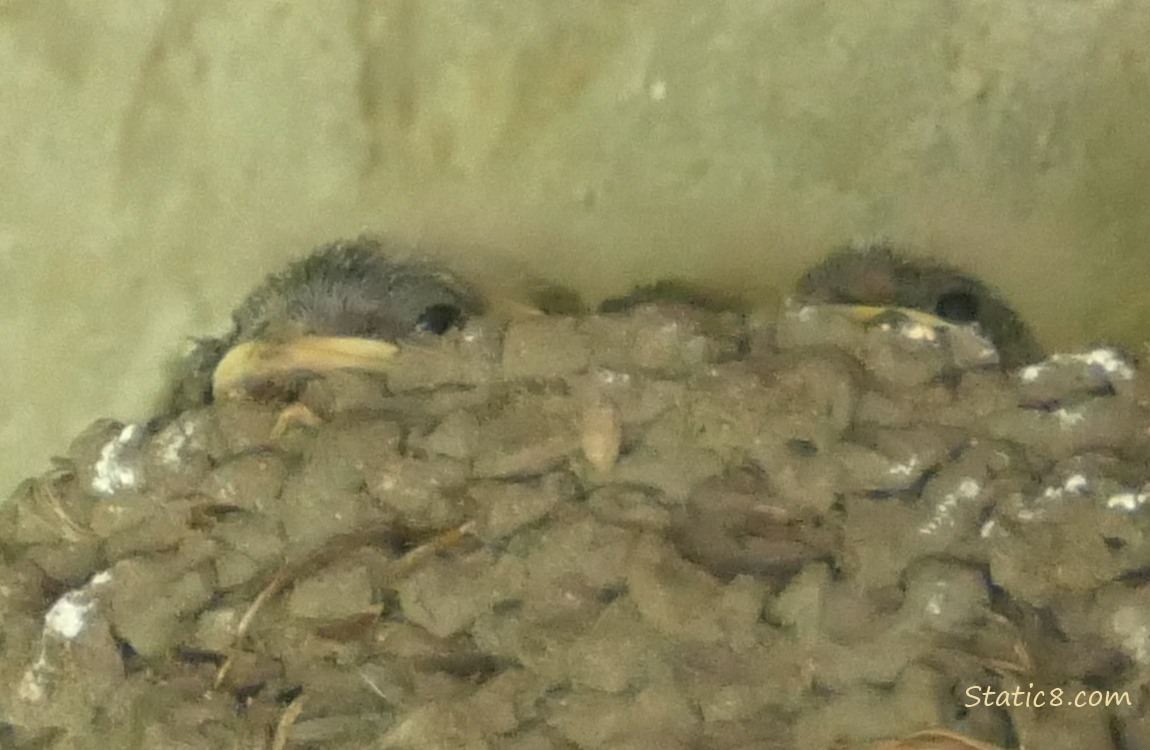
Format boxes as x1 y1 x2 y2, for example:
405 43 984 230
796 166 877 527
794 243 1045 369
165 237 484 414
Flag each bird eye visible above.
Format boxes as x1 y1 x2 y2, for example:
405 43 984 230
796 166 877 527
935 291 979 323
416 303 463 335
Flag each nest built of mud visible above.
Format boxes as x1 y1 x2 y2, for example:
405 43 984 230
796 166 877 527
2 301 1149 749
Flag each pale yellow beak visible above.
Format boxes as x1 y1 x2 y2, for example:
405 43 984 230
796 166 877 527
212 335 399 399
827 304 958 330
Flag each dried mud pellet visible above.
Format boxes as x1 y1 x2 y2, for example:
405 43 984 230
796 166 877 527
581 399 623 474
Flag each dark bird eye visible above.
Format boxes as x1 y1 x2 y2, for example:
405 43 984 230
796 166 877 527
416 304 463 335
935 291 980 323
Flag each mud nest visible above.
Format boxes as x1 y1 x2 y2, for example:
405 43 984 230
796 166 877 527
2 302 1149 750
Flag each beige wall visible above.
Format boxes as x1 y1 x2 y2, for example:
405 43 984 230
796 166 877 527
2 0 1149 494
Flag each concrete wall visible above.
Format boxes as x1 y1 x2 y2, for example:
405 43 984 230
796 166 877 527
2 0 1149 493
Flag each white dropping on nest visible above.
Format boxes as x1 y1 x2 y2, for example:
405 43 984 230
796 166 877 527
1075 348 1136 379
1054 408 1085 429
45 592 95 640
91 424 141 495
1041 473 1091 502
44 570 112 640
888 455 919 477
1107 491 1149 513
155 420 195 467
18 571 114 702
1020 347 1135 383
918 478 981 536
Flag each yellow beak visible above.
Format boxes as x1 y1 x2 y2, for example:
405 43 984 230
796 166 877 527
212 335 400 399
827 304 958 330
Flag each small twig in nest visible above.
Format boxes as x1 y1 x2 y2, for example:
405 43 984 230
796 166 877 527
213 520 476 689
32 478 92 542
867 728 1008 750
269 693 304 750
357 667 388 704
380 520 476 583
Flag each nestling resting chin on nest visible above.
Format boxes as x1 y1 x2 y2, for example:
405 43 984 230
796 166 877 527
164 237 485 416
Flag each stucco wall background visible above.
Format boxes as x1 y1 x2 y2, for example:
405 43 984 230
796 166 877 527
1 0 1148 496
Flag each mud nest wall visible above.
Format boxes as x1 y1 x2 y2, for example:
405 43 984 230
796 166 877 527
1 303 1149 750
